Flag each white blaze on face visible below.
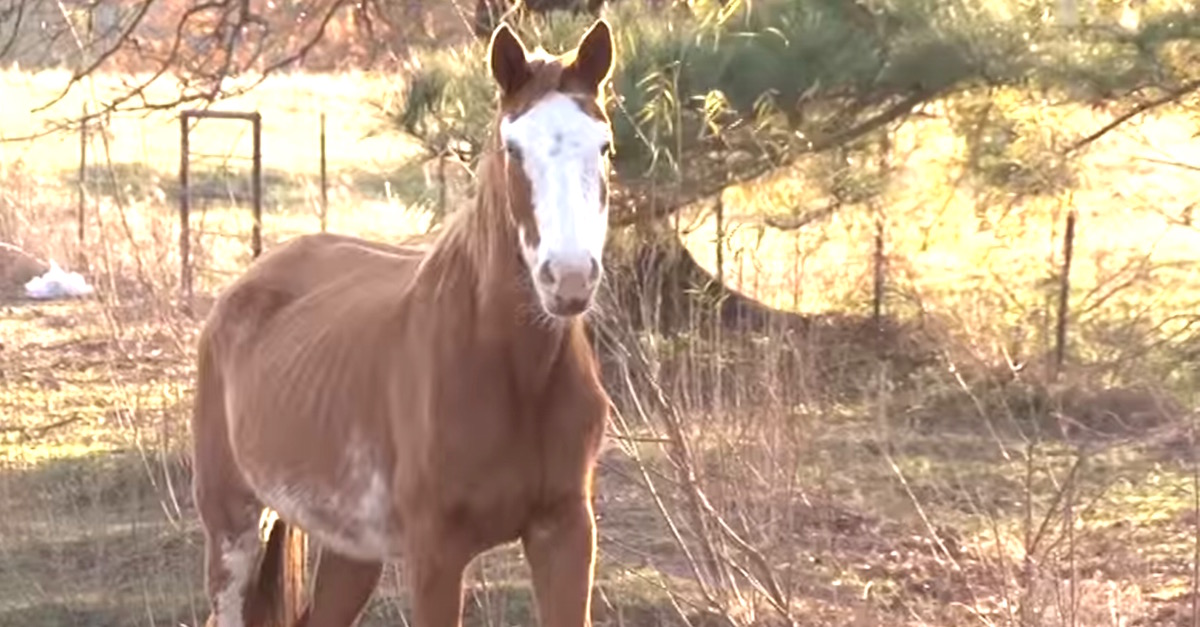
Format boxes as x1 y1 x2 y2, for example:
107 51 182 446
500 92 611 304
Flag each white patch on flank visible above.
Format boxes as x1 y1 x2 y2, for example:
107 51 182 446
352 470 391 553
215 527 259 627
500 92 611 276
256 441 394 562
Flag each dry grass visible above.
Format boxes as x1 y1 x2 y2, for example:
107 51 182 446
1 67 1199 627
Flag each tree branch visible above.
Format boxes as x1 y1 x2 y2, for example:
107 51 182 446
761 200 842 231
1065 79 1200 155
608 88 937 227
32 0 160 114
1133 155 1200 174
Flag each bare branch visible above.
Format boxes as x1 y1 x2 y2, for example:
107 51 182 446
0 414 86 441
32 0 160 114
254 0 352 75
1133 155 1200 173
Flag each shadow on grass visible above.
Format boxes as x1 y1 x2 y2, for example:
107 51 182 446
0 449 203 627
0 447 193 516
6 382 1184 627
355 572 699 627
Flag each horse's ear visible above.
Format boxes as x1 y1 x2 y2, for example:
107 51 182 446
489 23 531 96
564 19 614 94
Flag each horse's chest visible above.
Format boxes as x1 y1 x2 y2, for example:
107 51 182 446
426 408 596 545
439 418 543 504
449 404 588 482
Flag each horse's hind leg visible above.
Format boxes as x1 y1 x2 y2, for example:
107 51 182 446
197 486 264 627
296 549 381 627
193 338 266 627
194 432 265 627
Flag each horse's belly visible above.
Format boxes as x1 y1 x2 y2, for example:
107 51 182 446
256 470 401 563
226 379 403 561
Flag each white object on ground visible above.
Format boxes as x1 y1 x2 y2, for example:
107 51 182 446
24 260 95 300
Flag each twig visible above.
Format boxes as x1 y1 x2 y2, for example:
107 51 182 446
615 328 798 626
1133 156 1200 174
32 0 157 113
1026 450 1088 565
0 414 85 438
611 364 722 607
631 343 743 607
605 430 672 444
881 447 965 571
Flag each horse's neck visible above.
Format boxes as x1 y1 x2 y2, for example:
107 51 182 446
419 151 579 392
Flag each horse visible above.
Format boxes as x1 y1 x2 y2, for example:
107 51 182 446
190 19 617 627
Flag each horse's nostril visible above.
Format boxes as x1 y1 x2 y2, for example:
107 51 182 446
588 258 600 283
537 261 556 286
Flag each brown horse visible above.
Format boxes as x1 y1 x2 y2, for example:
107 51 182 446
191 20 616 627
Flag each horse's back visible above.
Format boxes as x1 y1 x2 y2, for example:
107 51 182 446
201 232 425 354
224 231 425 304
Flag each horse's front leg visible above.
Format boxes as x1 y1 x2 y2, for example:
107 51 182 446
522 498 598 627
408 539 470 627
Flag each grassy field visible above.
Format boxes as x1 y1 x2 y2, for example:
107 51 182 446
2 65 1200 627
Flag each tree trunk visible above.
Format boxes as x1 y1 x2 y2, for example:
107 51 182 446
595 223 933 409
603 223 812 336
597 224 810 409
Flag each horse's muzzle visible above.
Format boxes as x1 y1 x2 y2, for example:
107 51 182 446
545 294 591 316
535 253 600 317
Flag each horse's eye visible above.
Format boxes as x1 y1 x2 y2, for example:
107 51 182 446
505 142 521 160
600 141 612 156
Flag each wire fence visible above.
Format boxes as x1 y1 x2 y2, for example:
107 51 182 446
41 93 445 303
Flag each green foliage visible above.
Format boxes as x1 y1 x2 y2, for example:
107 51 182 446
395 45 497 157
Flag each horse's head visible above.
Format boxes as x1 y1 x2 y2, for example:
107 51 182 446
488 19 615 318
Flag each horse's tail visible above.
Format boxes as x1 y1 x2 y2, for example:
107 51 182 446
246 514 308 627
